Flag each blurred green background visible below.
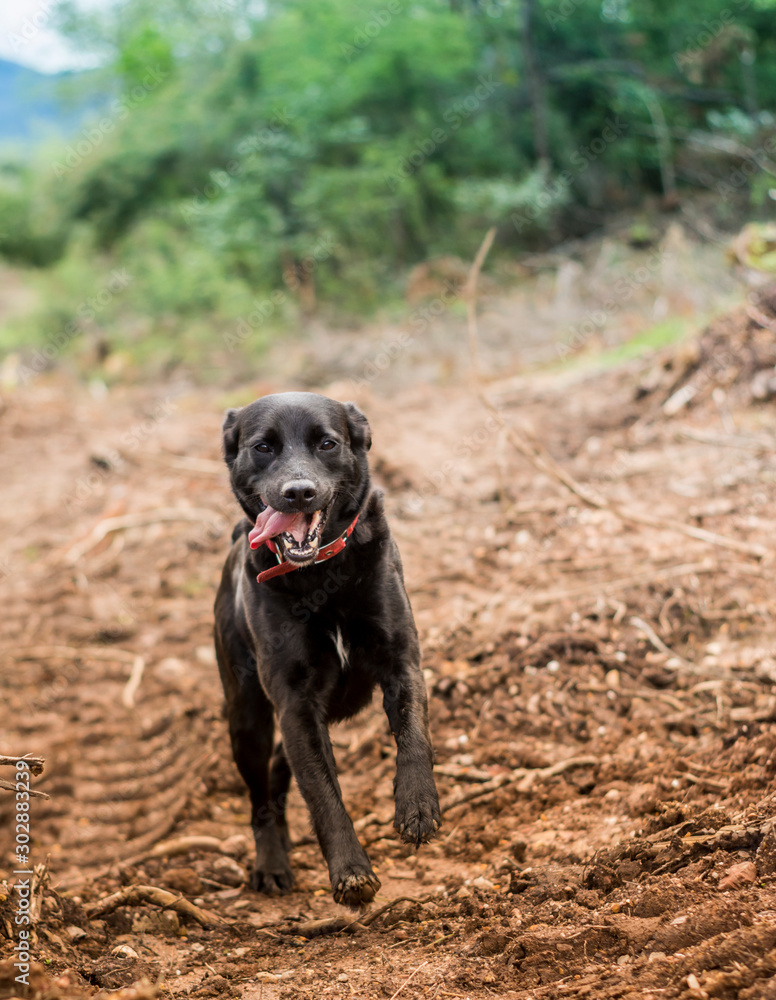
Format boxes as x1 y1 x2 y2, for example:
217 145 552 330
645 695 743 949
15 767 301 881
2 0 776 379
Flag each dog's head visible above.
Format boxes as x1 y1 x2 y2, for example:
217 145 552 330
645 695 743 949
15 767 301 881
222 392 372 566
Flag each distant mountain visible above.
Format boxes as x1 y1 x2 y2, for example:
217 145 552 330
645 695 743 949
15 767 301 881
0 59 91 145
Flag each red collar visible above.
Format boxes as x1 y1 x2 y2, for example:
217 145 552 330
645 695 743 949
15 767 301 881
255 513 360 584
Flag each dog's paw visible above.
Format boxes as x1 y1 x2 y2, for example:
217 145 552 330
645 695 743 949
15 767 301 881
395 788 441 847
332 868 381 909
250 864 294 894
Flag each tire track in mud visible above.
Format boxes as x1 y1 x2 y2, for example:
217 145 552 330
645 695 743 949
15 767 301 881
0 651 218 869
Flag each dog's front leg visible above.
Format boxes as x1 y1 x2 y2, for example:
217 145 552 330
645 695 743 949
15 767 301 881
278 706 381 908
382 668 441 846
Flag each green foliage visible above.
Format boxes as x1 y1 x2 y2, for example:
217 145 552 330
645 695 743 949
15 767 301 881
116 23 175 88
0 163 68 266
3 0 776 365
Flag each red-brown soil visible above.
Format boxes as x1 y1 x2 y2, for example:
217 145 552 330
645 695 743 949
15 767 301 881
1 295 776 1000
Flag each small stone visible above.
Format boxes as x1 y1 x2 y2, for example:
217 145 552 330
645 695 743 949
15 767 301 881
221 834 250 858
155 657 187 679
617 955 629 966
649 951 667 963
687 973 701 990
163 867 203 895
605 669 620 689
111 945 139 959
510 839 527 863
65 926 87 941
160 911 180 933
472 876 494 890
212 856 247 887
717 860 756 892
336 973 348 982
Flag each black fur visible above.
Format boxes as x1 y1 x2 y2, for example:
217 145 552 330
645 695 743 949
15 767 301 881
213 392 440 908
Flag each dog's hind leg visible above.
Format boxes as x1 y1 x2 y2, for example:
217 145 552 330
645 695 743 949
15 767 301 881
214 623 294 894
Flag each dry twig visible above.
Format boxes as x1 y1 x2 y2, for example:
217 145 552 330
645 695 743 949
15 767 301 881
389 961 429 1000
14 644 139 666
0 754 44 775
441 755 599 812
630 616 698 672
65 507 221 564
122 655 146 708
287 892 441 939
0 778 49 798
85 884 223 926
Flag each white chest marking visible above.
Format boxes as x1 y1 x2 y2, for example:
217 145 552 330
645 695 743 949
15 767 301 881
330 626 349 668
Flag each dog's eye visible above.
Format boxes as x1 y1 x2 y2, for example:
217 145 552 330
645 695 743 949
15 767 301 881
254 442 272 454
319 439 337 451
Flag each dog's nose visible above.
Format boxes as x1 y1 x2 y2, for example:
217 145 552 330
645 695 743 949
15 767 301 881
280 479 318 509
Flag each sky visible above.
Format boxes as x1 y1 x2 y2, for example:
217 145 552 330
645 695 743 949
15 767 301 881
0 0 108 73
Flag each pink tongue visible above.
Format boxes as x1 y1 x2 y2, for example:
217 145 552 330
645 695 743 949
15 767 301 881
249 506 309 549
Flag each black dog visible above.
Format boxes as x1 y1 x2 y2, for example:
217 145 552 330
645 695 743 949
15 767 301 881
213 391 440 908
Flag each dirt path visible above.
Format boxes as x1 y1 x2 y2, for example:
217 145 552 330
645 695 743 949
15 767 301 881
1 294 776 1000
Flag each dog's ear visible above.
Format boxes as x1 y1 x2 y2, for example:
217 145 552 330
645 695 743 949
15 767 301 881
222 408 241 466
344 402 372 452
